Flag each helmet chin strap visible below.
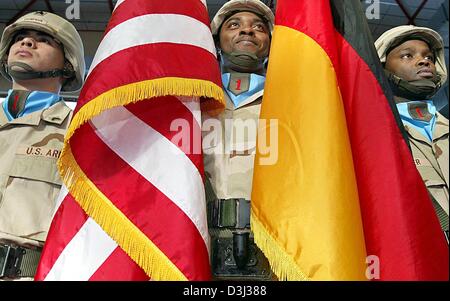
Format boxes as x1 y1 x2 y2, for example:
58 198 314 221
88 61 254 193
220 50 267 75
385 70 442 100
6 61 73 81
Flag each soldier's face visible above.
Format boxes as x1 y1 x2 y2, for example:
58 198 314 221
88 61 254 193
385 39 437 82
7 29 65 73
219 11 270 59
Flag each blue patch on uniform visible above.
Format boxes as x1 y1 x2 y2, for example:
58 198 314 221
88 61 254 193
2 89 61 121
397 100 436 142
222 73 265 108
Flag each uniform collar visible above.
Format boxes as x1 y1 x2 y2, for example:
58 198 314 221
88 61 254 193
2 89 61 121
0 105 8 126
222 73 265 109
404 123 431 145
224 89 264 110
0 101 71 128
404 111 448 144
396 100 436 142
433 112 449 141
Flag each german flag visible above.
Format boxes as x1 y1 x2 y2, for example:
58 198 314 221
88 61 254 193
251 0 448 280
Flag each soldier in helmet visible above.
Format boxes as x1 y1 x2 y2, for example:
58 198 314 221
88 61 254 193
202 0 274 280
0 11 85 280
375 26 448 242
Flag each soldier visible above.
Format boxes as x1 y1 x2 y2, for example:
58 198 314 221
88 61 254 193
202 0 274 279
375 26 448 242
0 11 85 280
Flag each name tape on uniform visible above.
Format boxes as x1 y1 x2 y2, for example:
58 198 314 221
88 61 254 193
414 158 432 167
16 146 61 159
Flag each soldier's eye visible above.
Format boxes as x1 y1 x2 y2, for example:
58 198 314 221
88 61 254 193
37 36 52 44
425 55 435 62
401 53 412 59
253 23 265 31
229 22 239 29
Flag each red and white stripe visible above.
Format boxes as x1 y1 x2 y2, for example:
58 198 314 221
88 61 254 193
36 0 219 281
74 0 219 112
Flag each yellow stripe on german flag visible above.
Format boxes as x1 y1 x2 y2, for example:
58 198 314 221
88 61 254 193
252 24 367 281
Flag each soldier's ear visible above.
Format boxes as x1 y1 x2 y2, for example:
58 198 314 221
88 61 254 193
215 39 222 62
62 61 75 79
214 34 221 50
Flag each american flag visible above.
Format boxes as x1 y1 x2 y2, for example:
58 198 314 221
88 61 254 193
35 0 223 281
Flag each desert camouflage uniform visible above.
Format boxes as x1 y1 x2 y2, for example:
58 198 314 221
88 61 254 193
0 101 72 279
203 89 272 280
375 25 449 243
205 0 275 280
404 110 449 233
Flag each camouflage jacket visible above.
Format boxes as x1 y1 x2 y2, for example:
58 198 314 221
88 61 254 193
0 101 72 248
405 111 449 220
202 90 263 201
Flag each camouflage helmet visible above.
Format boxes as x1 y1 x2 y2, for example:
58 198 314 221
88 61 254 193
375 25 447 87
0 11 85 92
210 0 275 36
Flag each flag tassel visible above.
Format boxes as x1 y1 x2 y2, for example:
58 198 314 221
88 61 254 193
251 212 310 281
64 78 224 143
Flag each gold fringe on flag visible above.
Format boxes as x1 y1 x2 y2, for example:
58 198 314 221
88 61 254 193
59 145 188 281
58 77 224 280
64 77 224 143
251 211 310 281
